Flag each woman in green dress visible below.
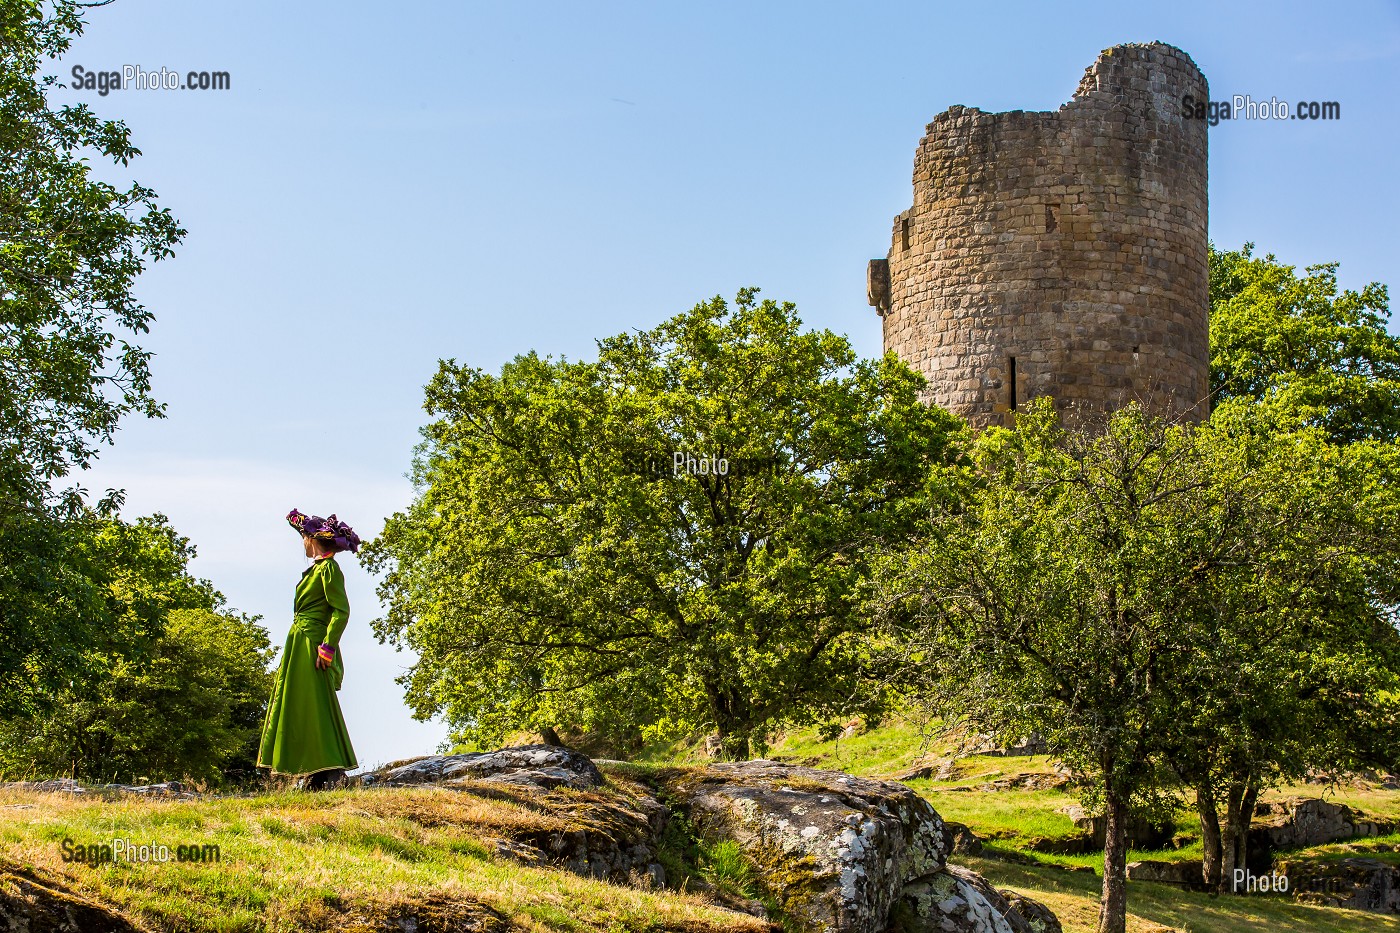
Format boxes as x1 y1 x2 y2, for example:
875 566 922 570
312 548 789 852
257 509 361 789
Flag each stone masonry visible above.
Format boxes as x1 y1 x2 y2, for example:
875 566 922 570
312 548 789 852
868 42 1210 428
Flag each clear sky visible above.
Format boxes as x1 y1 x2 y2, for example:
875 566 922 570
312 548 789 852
55 0 1400 769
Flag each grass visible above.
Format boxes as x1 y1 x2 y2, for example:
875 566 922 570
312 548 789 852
7 717 1399 932
913 782 1082 840
630 717 941 776
634 714 1400 929
965 856 1400 933
1287 832 1400 866
0 783 770 933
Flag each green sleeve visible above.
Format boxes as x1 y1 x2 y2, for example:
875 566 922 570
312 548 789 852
322 559 351 647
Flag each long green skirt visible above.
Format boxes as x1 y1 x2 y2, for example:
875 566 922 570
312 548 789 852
257 615 357 775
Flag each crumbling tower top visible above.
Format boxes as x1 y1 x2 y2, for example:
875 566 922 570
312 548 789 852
870 42 1211 428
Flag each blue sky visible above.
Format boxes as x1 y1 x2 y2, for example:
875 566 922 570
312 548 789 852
56 1 1400 768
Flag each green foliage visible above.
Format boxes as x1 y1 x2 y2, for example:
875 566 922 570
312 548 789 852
1209 243 1400 443
364 289 966 758
0 514 275 785
0 0 183 721
0 503 108 720
875 398 1400 928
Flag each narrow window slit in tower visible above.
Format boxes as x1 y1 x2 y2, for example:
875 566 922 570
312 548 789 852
901 217 911 251
1045 204 1060 234
1008 356 1018 411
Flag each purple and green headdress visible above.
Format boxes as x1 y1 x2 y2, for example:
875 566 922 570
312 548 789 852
286 509 361 554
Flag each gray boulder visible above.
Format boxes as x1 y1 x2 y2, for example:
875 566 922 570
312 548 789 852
371 744 605 792
1251 798 1395 852
666 759 948 931
663 760 1056 933
1126 859 1204 890
1279 857 1400 913
895 865 1062 933
1001 891 1063 933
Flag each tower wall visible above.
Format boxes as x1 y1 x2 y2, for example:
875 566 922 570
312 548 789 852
875 43 1210 427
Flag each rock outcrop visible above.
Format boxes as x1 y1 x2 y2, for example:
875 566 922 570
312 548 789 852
368 744 606 792
1126 860 1204 890
0 778 198 798
942 822 984 857
367 745 665 887
659 759 1058 933
1250 798 1395 853
1034 805 1173 854
1278 857 1400 913
0 866 144 933
2 747 1062 933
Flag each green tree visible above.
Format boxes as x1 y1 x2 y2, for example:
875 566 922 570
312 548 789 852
1166 401 1400 890
0 514 276 786
1205 242 1400 885
0 505 107 720
872 399 1400 933
1210 243 1399 443
363 290 964 758
0 0 183 710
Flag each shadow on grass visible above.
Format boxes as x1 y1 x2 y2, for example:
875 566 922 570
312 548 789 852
961 856 1400 933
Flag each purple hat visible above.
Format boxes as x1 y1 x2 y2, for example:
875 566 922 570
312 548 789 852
287 509 361 554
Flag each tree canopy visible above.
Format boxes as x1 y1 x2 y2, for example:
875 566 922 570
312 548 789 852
872 399 1400 933
1209 243 1399 443
0 513 275 785
0 0 184 713
0 0 183 508
364 290 966 758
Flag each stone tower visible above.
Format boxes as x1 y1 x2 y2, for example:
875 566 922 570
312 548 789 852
867 42 1210 428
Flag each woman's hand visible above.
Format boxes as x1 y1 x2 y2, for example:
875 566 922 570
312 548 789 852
316 643 336 670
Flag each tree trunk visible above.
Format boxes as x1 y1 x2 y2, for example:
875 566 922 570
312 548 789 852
1098 785 1130 933
1232 780 1259 878
706 681 752 761
1220 778 1258 892
1195 782 1223 891
1221 781 1242 891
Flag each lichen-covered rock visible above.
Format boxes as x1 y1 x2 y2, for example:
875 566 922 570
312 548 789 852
893 866 1062 933
663 759 949 932
370 744 605 792
1000 891 1063 933
896 866 1022 933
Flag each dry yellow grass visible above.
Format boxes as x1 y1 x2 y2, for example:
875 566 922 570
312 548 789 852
0 784 770 933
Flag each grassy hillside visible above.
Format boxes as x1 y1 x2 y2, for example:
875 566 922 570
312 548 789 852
5 716 1399 932
636 717 1400 932
0 782 767 933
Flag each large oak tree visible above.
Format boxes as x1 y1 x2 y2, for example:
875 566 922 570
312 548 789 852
363 290 965 758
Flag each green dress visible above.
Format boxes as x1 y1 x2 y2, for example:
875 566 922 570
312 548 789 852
256 555 358 775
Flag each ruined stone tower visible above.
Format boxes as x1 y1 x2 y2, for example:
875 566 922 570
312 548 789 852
867 42 1210 428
